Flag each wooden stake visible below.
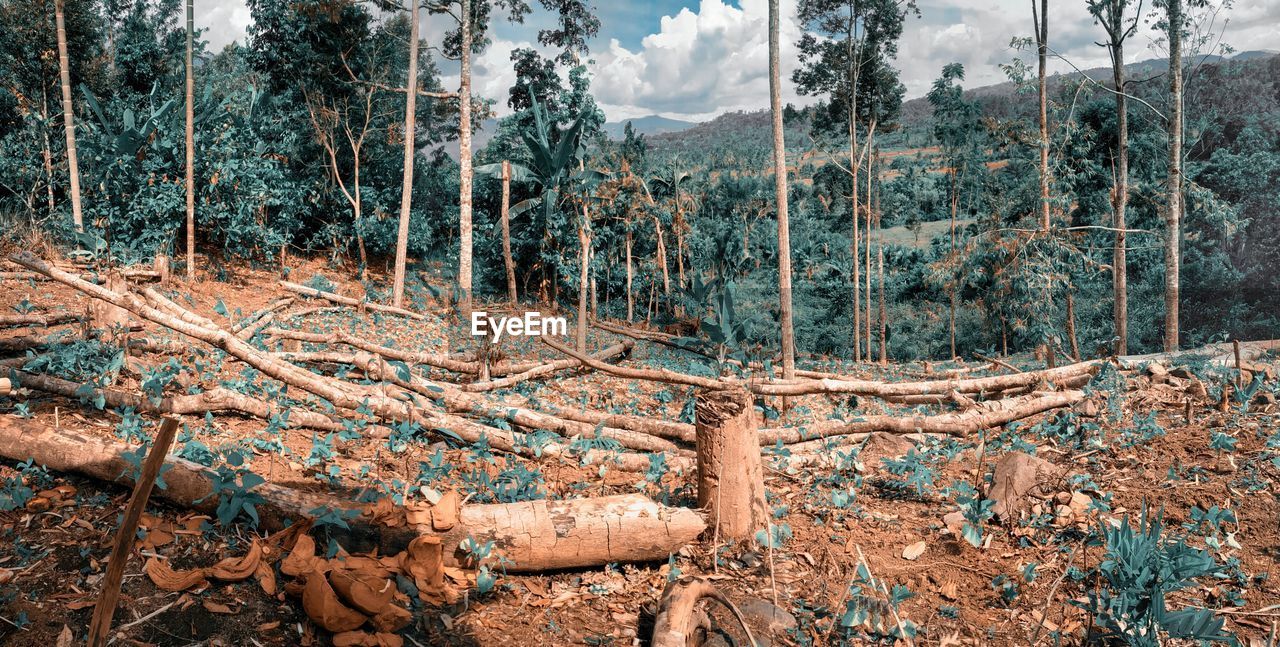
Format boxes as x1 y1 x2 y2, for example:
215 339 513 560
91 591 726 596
87 416 180 647
1234 339 1242 387
695 388 766 541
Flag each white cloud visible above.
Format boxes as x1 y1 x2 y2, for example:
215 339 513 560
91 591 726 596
587 0 807 122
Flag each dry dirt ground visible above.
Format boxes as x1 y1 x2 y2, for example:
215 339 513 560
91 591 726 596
1 258 1278 647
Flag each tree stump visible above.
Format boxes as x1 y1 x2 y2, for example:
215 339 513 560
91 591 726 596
153 252 171 283
90 271 130 345
695 387 767 541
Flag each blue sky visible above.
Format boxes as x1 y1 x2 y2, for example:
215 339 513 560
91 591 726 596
197 0 1279 123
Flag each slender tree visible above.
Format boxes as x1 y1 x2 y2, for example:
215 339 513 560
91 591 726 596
1087 0 1141 355
1032 0 1051 233
54 0 84 232
457 0 474 316
768 0 795 379
1162 0 1183 351
501 159 517 303
391 0 420 308
184 0 195 281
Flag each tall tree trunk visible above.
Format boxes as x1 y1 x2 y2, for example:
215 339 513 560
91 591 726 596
864 133 874 358
184 0 195 283
1034 0 1051 232
877 167 886 365
846 26 861 363
1110 23 1129 356
768 0 796 380
1163 0 1182 352
392 0 420 308
1066 288 1080 360
653 216 670 296
949 170 959 359
625 228 634 322
40 84 56 211
457 0 474 316
501 160 517 304
55 0 83 232
850 105 861 362
577 204 590 353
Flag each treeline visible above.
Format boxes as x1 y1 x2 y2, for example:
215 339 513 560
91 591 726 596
1 0 1276 364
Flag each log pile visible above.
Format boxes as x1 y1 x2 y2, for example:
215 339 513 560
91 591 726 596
2 250 1131 575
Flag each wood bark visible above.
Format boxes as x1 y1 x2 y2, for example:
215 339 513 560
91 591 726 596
767 0 795 380
695 388 767 541
184 0 195 283
456 0 474 316
578 200 590 353
391 0 420 308
501 160 517 303
625 229 634 322
462 340 631 392
0 416 704 572
1163 0 1183 351
55 0 83 232
87 417 178 647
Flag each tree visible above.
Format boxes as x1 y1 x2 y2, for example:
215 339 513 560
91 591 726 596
1160 0 1184 351
1087 0 1142 355
768 0 795 379
55 0 84 232
457 0 474 315
1032 0 1050 233
184 0 194 280
391 0 420 308
927 63 979 359
793 0 915 361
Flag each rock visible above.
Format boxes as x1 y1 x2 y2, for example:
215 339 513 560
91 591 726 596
989 452 1062 522
1068 492 1092 517
942 511 965 534
1147 363 1170 384
1169 366 1195 380
858 432 917 472
1053 492 1072 506
1255 391 1277 407
737 598 797 634
1187 379 1208 400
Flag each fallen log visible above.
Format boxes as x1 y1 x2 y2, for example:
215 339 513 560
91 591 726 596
9 253 672 472
1117 340 1280 369
279 280 425 320
0 378 9 396
9 368 364 434
0 312 83 328
757 390 1088 444
0 416 706 572
462 340 633 392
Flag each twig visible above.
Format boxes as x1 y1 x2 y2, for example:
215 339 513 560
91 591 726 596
1030 544 1079 645
118 597 180 630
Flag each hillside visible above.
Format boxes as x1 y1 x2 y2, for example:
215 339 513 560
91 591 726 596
602 114 696 139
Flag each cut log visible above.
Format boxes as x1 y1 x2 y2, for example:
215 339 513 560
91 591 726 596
0 312 83 328
695 388 767 542
462 340 633 392
758 391 1087 444
1118 340 1280 369
0 416 705 572
0 378 10 396
90 271 130 344
279 280 425 320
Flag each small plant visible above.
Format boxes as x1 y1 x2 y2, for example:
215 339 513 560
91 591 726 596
200 450 267 528
1076 506 1232 646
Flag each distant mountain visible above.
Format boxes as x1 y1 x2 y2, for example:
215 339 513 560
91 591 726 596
603 115 696 139
900 50 1278 126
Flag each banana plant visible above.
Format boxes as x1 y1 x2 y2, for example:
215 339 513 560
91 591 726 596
78 83 179 157
475 95 591 223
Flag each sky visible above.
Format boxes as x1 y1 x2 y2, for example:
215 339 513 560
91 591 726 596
195 0 1280 124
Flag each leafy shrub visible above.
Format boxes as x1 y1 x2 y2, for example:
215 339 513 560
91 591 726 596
1077 507 1233 646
